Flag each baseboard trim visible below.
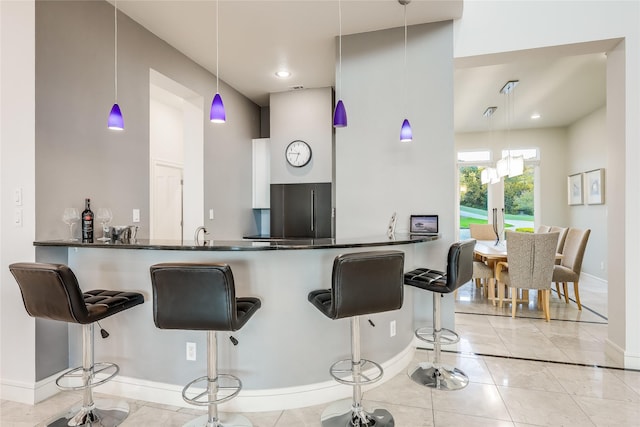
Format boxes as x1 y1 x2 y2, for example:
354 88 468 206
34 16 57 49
1 371 60 404
605 338 640 370
580 272 608 286
90 342 416 412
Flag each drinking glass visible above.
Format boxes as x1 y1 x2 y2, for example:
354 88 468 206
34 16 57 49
96 208 113 241
62 208 80 241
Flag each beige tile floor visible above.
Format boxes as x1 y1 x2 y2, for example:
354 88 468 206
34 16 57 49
3 277 639 426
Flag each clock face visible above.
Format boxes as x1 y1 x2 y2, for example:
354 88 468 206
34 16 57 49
285 140 312 167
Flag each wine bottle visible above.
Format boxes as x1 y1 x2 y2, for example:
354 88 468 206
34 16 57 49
81 198 94 243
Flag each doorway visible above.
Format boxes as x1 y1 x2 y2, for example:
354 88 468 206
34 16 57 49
149 69 204 240
458 149 537 239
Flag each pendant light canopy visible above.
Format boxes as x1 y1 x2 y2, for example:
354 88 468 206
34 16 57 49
108 2 123 130
399 0 412 142
333 0 347 127
210 0 226 123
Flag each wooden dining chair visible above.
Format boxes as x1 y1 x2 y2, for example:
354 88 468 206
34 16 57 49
552 228 591 310
496 231 559 321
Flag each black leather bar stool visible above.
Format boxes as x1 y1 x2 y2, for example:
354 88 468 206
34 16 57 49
9 262 144 427
403 239 475 391
308 250 404 427
150 263 261 427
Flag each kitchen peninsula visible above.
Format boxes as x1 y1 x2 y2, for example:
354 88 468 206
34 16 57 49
34 234 437 411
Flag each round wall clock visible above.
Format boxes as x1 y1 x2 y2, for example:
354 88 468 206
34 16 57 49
285 140 312 167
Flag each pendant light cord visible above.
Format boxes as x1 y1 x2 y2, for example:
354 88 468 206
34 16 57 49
403 4 408 116
338 0 342 97
216 0 219 92
114 0 118 102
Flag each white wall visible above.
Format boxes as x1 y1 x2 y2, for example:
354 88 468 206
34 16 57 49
454 0 640 368
150 88 184 164
0 0 38 403
566 107 607 279
269 88 333 184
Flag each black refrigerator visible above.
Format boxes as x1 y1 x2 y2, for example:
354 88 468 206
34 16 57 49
270 183 332 238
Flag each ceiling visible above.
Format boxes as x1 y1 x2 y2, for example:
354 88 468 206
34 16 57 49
112 0 612 133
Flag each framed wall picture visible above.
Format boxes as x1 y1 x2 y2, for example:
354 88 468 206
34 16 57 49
568 173 583 205
585 168 605 205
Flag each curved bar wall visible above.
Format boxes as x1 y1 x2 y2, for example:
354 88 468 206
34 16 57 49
34 235 437 412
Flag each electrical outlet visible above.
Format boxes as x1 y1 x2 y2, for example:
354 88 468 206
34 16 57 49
186 342 196 361
390 320 396 337
14 208 23 227
209 209 214 220
132 209 140 223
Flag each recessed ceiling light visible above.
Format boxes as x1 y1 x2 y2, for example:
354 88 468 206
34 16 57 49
531 113 541 120
275 70 291 78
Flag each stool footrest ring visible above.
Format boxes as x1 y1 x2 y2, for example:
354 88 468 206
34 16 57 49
415 327 460 345
182 373 242 406
55 362 119 391
329 358 384 386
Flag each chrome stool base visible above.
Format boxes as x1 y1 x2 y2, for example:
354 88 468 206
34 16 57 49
183 413 253 427
44 398 129 427
321 400 394 427
408 361 469 391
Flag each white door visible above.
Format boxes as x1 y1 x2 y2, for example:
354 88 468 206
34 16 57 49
152 162 183 240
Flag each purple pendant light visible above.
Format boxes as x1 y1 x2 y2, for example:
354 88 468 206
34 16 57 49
108 104 124 130
400 119 412 142
333 0 347 127
399 0 412 142
210 0 226 123
108 2 124 130
333 100 347 127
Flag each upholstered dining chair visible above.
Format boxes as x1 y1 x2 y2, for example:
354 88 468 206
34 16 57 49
496 231 559 321
469 223 497 241
468 223 498 296
549 226 568 254
553 228 591 310
537 225 551 233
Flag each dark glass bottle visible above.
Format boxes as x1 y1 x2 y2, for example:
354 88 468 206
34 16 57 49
81 198 94 243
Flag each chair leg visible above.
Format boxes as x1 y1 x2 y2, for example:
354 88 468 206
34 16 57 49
321 316 394 427
563 282 569 303
544 289 551 321
408 293 468 391
46 324 129 427
488 278 496 306
555 282 561 299
511 287 517 318
573 281 582 310
182 331 251 427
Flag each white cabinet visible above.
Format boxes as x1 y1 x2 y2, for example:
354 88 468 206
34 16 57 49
252 138 270 209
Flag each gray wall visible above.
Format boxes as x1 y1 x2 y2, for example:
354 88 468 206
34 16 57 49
336 22 454 247
35 1 260 241
269 88 333 184
335 22 456 328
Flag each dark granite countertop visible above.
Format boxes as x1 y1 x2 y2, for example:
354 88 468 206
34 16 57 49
34 234 438 251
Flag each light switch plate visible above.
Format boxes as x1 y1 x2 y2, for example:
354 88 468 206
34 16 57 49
133 209 140 223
